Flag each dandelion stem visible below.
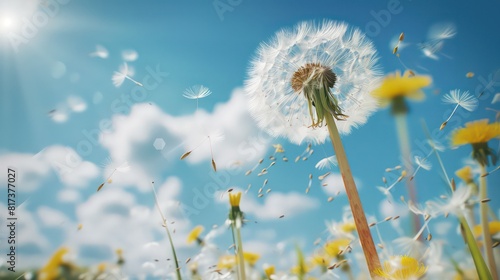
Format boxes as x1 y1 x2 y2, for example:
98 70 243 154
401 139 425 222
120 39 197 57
394 114 421 236
324 112 381 278
479 164 498 280
151 182 182 280
235 221 246 280
421 121 492 279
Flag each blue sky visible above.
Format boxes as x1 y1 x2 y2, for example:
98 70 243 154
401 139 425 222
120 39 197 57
0 0 499 278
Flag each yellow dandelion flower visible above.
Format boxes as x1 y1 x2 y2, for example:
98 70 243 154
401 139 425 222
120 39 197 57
374 255 427 280
472 220 500 238
451 119 500 166
451 119 500 146
371 70 432 111
453 269 479 280
229 192 242 207
291 262 313 275
217 255 236 270
38 247 70 280
455 166 473 184
324 238 351 257
186 225 204 244
340 222 357 233
311 253 331 267
97 262 107 273
264 265 275 278
243 252 260 266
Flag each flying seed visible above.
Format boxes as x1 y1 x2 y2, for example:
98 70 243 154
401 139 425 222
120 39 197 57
245 170 252 176
493 242 499 248
399 32 405 41
369 222 376 227
440 121 447 130
211 159 217 172
97 183 105 192
322 183 328 187
279 215 284 218
186 258 191 264
377 243 384 249
180 151 192 160
427 233 432 241
295 156 301 162
328 197 334 202
283 157 288 162
424 214 431 221
440 195 447 199
481 198 491 203
314 238 321 246
384 216 392 221
393 216 400 220
228 188 233 192
266 189 271 193
258 194 263 198
466 72 474 78
319 172 331 180
393 46 398 54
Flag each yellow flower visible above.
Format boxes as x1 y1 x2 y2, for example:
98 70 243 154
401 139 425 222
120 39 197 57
187 225 204 244
217 255 236 270
97 262 107 273
371 70 432 106
273 144 285 153
243 252 260 266
264 265 275 278
340 222 357 233
324 238 351 257
291 262 313 275
311 253 331 267
38 247 70 280
472 220 500 238
229 192 242 207
453 269 479 280
455 166 473 184
374 255 427 280
451 119 500 166
451 119 500 146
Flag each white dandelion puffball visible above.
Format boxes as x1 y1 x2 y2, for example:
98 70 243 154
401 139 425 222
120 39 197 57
245 20 381 144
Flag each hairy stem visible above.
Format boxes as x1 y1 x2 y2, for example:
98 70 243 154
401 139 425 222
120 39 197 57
479 164 498 280
324 112 381 278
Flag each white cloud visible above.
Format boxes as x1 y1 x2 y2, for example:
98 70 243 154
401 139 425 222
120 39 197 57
39 146 100 188
321 173 362 196
68 176 192 277
0 153 51 192
100 88 270 191
0 146 100 192
37 206 71 227
58 189 82 203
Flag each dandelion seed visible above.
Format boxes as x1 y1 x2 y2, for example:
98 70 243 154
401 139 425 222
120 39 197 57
481 165 500 177
112 63 143 87
384 216 393 222
282 156 288 162
266 189 271 193
315 156 338 170
427 233 432 241
399 32 405 41
493 242 499 248
185 258 191 264
328 197 334 202
393 215 400 220
369 222 376 227
481 198 491 203
122 49 138 62
180 151 192 160
77 224 83 231
258 194 263 198
89 44 108 59
418 22 456 60
318 172 331 181
410 153 432 181
245 184 251 193
97 183 105 192
466 72 475 78
279 215 284 219
441 90 478 130
183 85 212 110
492 93 500 104
377 243 384 249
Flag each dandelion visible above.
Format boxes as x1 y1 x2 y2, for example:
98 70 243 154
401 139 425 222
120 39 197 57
89 44 108 59
455 166 474 185
245 20 382 276
325 238 351 257
440 90 478 130
228 192 246 279
112 63 143 87
315 155 338 170
473 221 500 239
122 49 138 62
243 252 260 267
372 70 431 235
374 255 427 280
410 155 432 181
183 85 212 110
263 264 275 279
187 225 205 245
418 22 456 60
38 247 71 280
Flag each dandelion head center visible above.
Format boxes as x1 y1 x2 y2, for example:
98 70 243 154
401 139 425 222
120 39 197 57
291 62 337 93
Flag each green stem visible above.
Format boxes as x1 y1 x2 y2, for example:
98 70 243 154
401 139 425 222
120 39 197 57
459 216 494 280
324 113 381 278
394 113 421 236
479 165 498 280
234 220 247 280
421 121 492 279
152 183 182 280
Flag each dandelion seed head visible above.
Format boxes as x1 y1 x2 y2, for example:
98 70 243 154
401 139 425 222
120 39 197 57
442 89 478 112
245 20 381 144
414 156 432 170
315 155 338 170
183 85 212 100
